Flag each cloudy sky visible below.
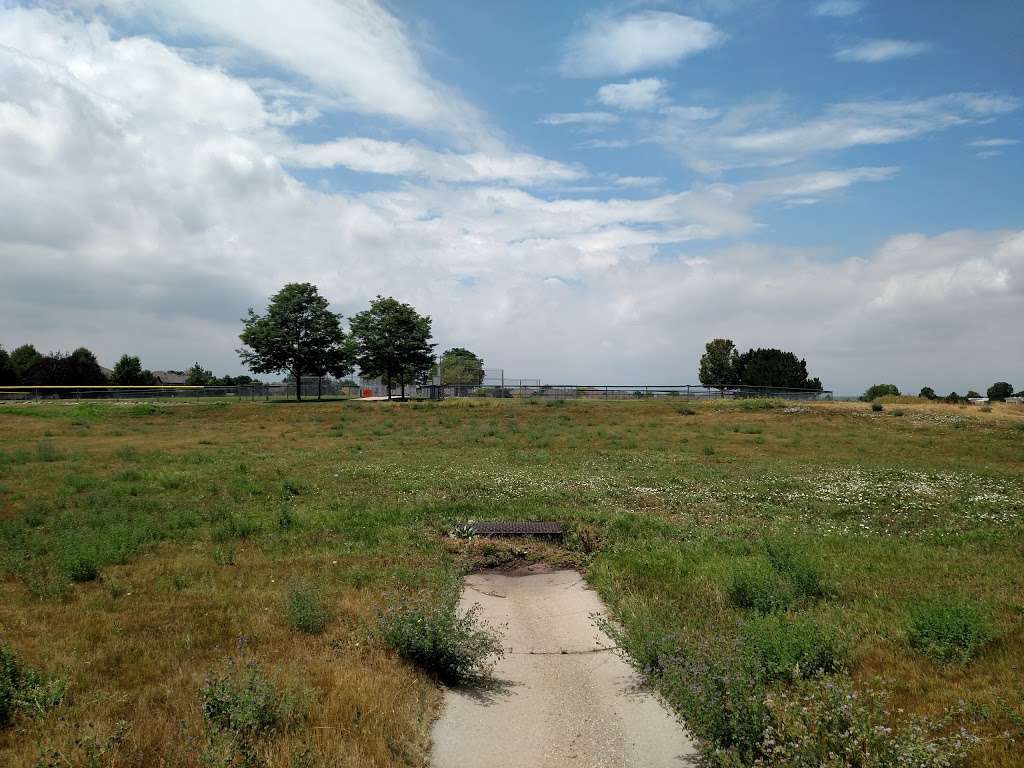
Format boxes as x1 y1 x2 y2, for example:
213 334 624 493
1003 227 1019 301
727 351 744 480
1 0 1021 394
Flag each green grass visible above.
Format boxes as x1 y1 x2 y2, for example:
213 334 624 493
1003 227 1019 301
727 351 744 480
0 398 1021 766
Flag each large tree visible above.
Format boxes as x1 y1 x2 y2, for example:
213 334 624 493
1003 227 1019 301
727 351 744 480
437 347 485 386
732 348 822 391
349 296 435 400
111 354 156 385
698 338 738 391
9 344 41 381
987 381 1014 401
237 283 350 401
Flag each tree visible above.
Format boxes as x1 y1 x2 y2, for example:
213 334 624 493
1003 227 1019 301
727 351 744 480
186 362 214 386
9 344 41 381
919 387 936 400
945 391 962 404
112 355 146 385
862 384 900 401
437 347 485 386
237 283 350 401
349 296 436 400
732 348 822 390
698 339 738 391
966 390 982 400
65 348 107 385
987 382 1014 401
0 345 16 385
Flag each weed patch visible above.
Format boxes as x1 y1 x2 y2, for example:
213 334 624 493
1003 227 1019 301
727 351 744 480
379 599 504 683
907 598 995 664
285 587 330 635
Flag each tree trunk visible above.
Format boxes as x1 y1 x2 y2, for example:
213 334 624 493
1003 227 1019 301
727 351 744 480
386 371 392 400
401 378 406 400
295 368 302 401
317 375 322 401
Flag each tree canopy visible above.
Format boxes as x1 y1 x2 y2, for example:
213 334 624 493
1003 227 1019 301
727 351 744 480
186 362 215 386
9 344 41 381
732 347 822 390
698 339 738 390
238 283 351 400
987 381 1014 401
438 347 485 386
350 296 435 400
919 387 936 400
862 383 900 401
111 354 156 385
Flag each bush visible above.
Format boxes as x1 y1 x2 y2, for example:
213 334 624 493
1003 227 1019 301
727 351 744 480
757 676 977 768
741 615 843 683
379 600 504 683
727 544 827 613
907 598 994 664
0 644 67 726
201 659 298 744
862 384 900 401
286 587 330 635
59 545 100 583
765 541 826 601
726 563 795 613
871 402 884 412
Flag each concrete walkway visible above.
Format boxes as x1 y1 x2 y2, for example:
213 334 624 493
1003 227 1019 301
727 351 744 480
430 568 697 767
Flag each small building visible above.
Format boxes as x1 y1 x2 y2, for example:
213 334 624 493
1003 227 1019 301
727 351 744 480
967 397 990 405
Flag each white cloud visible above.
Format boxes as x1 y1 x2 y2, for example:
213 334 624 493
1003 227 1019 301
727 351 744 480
76 0 494 146
538 111 621 126
561 11 726 77
812 1 863 18
597 78 668 111
285 138 584 185
614 176 665 188
655 92 1021 172
969 138 1020 148
836 39 932 63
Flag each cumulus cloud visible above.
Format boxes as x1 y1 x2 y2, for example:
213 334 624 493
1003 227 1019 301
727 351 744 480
561 11 726 77
836 38 932 62
597 78 668 111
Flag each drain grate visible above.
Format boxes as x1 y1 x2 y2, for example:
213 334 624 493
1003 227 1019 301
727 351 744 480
469 520 564 537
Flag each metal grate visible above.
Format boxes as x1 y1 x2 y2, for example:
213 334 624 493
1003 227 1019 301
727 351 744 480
469 521 564 537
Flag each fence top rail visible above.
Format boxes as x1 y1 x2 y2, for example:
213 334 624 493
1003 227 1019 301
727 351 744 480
513 384 831 393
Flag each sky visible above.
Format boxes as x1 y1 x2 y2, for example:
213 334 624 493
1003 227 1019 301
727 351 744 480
0 0 1021 395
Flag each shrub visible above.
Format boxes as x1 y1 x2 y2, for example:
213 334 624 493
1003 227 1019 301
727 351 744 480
286 587 330 635
863 383 900 401
741 615 843 683
907 598 994 664
677 406 697 416
379 600 504 683
871 402 884 412
726 563 795 613
891 409 904 417
201 658 299 760
0 644 67 726
765 541 826 601
59 545 100 583
757 676 977 768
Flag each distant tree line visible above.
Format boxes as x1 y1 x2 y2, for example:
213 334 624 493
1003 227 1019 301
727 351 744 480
0 343 258 388
863 382 1021 402
698 338 823 391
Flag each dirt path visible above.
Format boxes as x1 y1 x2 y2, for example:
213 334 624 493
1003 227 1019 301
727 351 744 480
430 569 697 767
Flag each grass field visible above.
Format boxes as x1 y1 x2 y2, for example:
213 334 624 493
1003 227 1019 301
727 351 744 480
1 397 1022 767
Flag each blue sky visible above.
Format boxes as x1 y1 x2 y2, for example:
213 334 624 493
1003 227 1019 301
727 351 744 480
0 1 1021 393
